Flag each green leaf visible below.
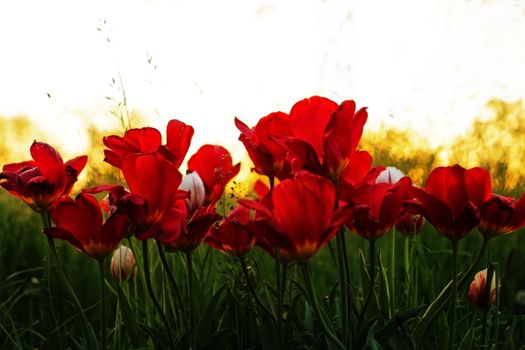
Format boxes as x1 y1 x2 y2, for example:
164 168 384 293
115 283 147 348
195 283 228 347
378 252 392 320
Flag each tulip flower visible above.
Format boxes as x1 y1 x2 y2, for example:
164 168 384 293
111 245 137 282
157 201 222 253
241 172 353 263
464 167 525 239
186 144 240 206
275 96 368 181
345 177 412 241
408 165 490 347
85 151 187 240
45 193 129 261
468 268 497 310
408 165 487 241
235 112 293 182
395 210 425 236
103 119 194 168
476 194 525 238
206 206 256 256
0 141 87 212
178 172 206 213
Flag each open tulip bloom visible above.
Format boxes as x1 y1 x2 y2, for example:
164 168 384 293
235 112 293 182
241 171 353 263
271 96 370 182
45 193 130 261
0 141 87 212
103 119 194 169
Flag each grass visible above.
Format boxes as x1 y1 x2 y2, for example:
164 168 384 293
1 187 525 349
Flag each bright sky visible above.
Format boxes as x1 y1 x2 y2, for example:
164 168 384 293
1 0 524 163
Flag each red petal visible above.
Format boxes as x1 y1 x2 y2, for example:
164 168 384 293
425 165 467 218
290 96 338 159
465 167 492 207
166 119 194 168
30 141 66 193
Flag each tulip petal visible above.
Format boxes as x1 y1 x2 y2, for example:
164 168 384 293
290 96 338 159
465 167 492 207
166 119 194 168
30 141 66 192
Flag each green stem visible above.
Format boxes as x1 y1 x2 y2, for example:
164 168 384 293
276 256 283 350
336 232 349 346
156 240 187 333
449 240 458 350
334 178 350 347
98 259 107 350
300 262 346 350
41 213 96 349
239 255 275 321
481 263 496 349
186 251 195 350
142 240 174 349
391 227 396 314
359 239 376 328
404 236 411 307
276 260 288 350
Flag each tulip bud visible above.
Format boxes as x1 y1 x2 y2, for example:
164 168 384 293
395 211 425 236
111 245 137 282
468 269 497 310
179 172 206 212
376 166 405 184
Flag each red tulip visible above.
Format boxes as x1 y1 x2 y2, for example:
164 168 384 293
345 177 412 240
395 210 425 236
0 141 87 212
157 200 222 252
86 151 187 240
464 167 525 239
408 165 486 241
235 112 293 180
206 206 256 256
276 96 368 181
468 269 497 310
241 172 353 263
187 145 240 205
45 193 130 261
103 119 194 168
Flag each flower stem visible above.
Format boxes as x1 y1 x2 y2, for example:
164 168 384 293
239 255 275 321
300 262 346 350
404 236 411 306
333 179 351 346
336 232 350 346
359 239 376 328
481 263 496 349
186 251 196 350
449 240 458 350
41 212 97 350
98 259 107 350
142 240 174 349
390 228 396 314
156 240 187 333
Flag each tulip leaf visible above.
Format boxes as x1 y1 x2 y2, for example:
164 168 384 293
378 252 392 320
115 283 147 348
195 283 227 347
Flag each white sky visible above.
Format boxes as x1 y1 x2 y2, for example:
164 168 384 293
0 0 524 162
